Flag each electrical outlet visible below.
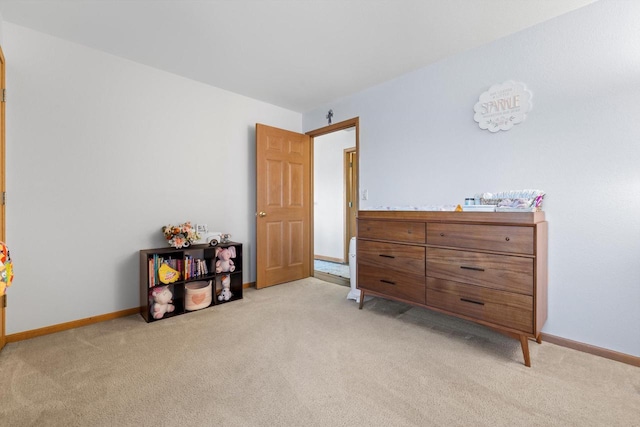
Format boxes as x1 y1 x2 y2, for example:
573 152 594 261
196 224 208 234
361 189 368 201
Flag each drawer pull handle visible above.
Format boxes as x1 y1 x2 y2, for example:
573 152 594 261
505 237 510 241
379 254 395 259
380 279 396 285
440 233 445 237
460 298 484 306
460 266 485 272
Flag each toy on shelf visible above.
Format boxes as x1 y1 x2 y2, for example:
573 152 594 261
0 241 13 297
158 263 180 284
218 274 232 301
151 285 175 319
215 246 236 273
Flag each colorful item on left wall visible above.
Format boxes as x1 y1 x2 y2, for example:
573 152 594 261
0 241 14 297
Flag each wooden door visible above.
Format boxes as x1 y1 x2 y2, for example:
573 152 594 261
344 148 357 260
0 46 6 351
256 124 311 289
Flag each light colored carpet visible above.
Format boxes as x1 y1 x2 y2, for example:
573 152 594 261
0 277 638 426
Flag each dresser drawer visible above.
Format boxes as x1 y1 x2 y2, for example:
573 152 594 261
358 240 425 275
427 223 534 255
426 248 533 295
359 219 425 244
358 264 425 304
426 278 533 333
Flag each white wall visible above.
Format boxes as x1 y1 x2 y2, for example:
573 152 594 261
303 0 640 357
314 129 355 261
3 23 301 334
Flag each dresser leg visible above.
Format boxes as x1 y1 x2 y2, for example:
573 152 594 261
359 290 365 309
519 335 531 367
536 334 542 344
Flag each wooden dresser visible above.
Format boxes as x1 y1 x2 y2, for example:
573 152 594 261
357 210 548 366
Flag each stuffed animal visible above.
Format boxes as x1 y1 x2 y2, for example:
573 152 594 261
215 246 236 273
151 286 175 319
218 274 232 301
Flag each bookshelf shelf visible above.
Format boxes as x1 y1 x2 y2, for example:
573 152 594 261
139 242 243 322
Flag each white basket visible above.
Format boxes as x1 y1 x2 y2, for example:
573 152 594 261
184 280 212 311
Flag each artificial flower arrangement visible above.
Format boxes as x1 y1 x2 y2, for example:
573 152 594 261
162 221 201 248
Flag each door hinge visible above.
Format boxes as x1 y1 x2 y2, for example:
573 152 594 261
2 294 6 308
2 89 6 103
2 192 5 206
348 201 353 208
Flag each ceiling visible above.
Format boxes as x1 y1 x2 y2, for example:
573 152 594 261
0 0 596 113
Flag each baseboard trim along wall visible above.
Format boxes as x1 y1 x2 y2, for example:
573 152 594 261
313 271 350 287
7 307 140 343
314 255 345 263
541 333 639 367
6 282 256 343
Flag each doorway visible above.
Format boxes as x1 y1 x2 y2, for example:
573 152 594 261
0 46 6 351
307 119 359 287
254 118 358 289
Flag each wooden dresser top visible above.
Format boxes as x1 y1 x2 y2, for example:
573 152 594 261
357 210 545 225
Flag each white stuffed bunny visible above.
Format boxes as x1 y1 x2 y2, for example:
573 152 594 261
217 274 233 301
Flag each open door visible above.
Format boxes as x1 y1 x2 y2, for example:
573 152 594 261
0 46 6 351
255 124 311 289
344 147 357 261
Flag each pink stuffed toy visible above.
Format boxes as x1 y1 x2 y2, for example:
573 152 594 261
151 286 175 319
215 246 236 273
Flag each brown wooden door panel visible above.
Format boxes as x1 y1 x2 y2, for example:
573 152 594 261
256 124 311 288
344 149 357 261
0 47 5 352
0 295 5 351
266 159 284 206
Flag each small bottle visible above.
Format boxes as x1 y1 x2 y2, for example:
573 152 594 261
464 198 474 206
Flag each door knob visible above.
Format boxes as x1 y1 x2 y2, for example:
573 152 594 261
258 211 267 217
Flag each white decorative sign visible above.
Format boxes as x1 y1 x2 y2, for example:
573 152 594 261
473 81 532 132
